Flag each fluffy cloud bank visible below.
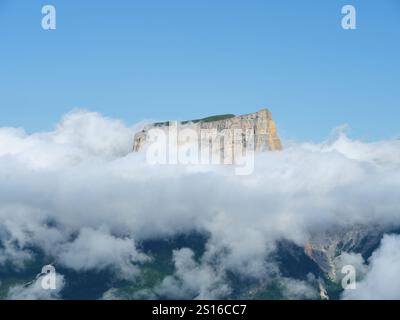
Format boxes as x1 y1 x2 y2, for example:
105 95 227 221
155 248 231 299
7 272 65 300
1 110 400 299
342 234 400 300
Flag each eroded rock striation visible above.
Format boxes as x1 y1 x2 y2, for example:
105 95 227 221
133 108 282 153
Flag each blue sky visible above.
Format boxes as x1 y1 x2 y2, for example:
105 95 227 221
0 0 399 142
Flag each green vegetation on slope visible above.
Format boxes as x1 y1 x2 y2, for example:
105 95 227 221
154 114 236 127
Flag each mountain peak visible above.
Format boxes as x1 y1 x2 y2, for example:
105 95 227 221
133 108 282 153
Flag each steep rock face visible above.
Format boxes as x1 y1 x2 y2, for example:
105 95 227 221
133 108 282 153
275 226 388 300
304 225 385 279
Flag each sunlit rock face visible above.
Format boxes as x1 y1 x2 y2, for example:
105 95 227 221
132 108 282 153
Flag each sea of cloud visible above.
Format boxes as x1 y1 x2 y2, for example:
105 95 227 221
1 110 399 299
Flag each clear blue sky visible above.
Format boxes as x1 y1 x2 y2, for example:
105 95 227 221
0 0 399 141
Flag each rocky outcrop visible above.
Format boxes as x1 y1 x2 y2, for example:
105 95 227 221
304 225 385 280
133 108 282 153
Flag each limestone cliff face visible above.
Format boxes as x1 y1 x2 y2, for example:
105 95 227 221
133 108 282 152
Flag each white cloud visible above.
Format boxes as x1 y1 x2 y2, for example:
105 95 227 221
1 110 400 297
155 248 231 299
7 273 65 300
56 228 149 280
342 234 400 300
0 109 136 169
334 252 368 282
280 277 318 300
